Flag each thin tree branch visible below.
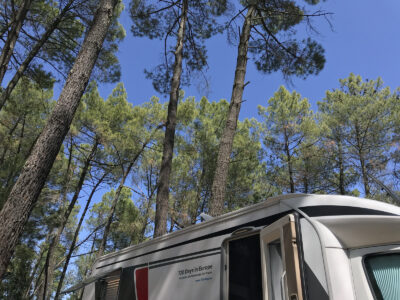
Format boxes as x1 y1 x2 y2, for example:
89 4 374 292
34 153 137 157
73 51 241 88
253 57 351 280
131 0 180 18
255 7 299 59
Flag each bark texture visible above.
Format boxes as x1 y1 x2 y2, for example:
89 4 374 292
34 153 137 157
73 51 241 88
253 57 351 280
209 7 254 216
0 0 118 279
0 0 32 85
0 0 74 112
153 0 188 237
38 139 73 297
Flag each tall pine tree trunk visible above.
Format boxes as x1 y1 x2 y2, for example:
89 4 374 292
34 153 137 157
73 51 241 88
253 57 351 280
139 182 157 242
153 0 188 237
0 0 118 278
0 116 21 168
0 0 32 85
54 172 107 300
303 157 309 193
24 234 49 298
0 0 74 112
355 124 370 196
139 198 152 242
97 133 155 256
42 141 98 300
26 140 73 298
337 136 345 195
0 20 11 40
284 129 295 193
38 138 73 298
97 162 133 257
359 152 370 196
78 233 98 300
209 7 254 216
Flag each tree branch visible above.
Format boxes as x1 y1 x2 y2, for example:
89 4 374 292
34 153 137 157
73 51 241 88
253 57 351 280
255 7 299 60
131 0 180 18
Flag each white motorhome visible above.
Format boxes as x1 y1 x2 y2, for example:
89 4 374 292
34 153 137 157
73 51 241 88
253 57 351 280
63 194 400 300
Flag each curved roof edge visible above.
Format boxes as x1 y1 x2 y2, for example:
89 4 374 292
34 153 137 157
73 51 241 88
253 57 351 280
96 194 400 262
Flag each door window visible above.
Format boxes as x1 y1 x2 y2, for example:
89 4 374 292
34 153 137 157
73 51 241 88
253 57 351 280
267 240 284 300
364 253 400 300
227 234 263 300
260 214 303 300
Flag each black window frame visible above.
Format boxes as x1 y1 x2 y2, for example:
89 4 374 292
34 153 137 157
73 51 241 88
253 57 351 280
118 266 136 300
221 228 263 300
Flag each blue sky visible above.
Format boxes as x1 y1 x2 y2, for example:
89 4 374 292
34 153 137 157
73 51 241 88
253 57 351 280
86 0 400 120
58 0 400 280
68 0 400 234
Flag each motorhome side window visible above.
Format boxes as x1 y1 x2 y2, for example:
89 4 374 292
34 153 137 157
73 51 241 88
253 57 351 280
228 234 263 300
364 253 400 300
73 195 400 300
94 267 137 300
95 270 121 300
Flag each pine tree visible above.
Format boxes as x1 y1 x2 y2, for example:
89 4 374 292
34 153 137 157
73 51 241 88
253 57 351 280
319 74 396 197
209 0 328 215
0 0 125 111
130 0 228 236
258 86 317 193
0 0 120 280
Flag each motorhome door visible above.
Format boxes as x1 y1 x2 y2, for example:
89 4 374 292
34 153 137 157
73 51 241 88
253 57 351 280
222 229 263 300
260 214 303 300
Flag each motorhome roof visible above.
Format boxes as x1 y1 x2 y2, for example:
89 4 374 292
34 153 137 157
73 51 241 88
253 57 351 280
96 194 400 263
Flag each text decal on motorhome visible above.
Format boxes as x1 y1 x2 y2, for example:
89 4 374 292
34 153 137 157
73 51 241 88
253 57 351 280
178 264 213 280
74 194 400 300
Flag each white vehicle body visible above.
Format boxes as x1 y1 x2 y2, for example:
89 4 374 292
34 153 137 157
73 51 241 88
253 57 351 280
64 194 400 300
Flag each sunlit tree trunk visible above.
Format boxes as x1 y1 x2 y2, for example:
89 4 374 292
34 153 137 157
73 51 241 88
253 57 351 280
154 0 188 237
209 7 254 216
0 0 118 278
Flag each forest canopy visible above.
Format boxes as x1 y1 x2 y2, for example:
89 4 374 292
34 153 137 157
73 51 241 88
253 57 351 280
0 0 399 298
1 74 400 298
